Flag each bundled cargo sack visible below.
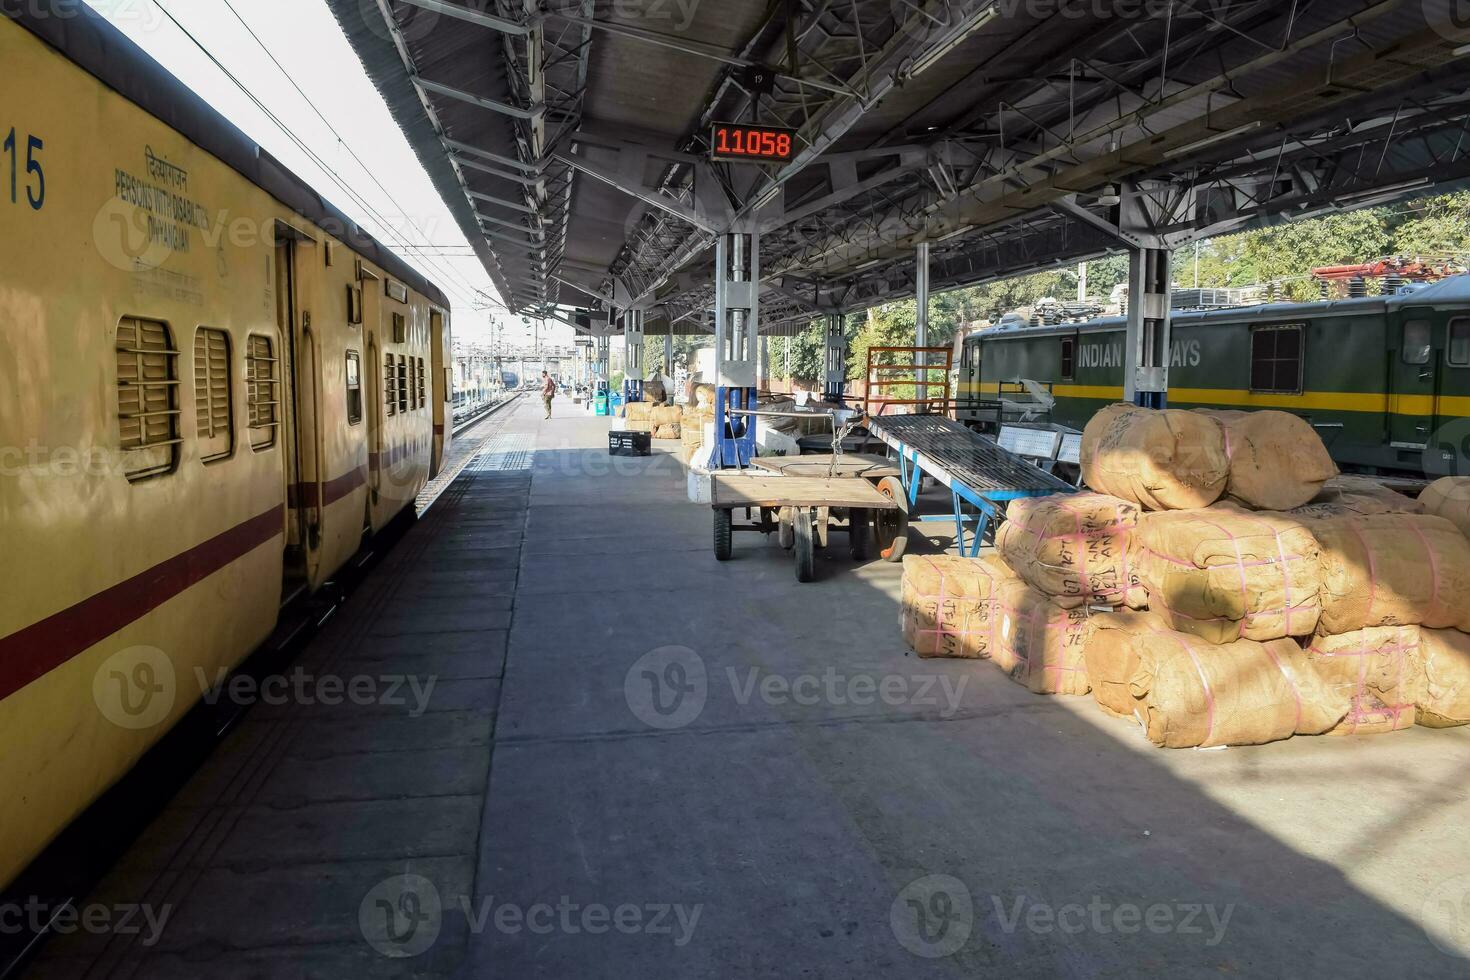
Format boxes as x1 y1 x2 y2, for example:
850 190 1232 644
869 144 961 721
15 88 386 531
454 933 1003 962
624 402 654 423
1420 477 1470 540
653 423 680 440
993 582 1092 695
1120 629 1343 748
1312 513 1470 633
1290 478 1424 523
900 555 1015 659
996 493 1147 608
1194 409 1337 511
651 405 683 427
1305 627 1425 735
1418 627 1470 727
1081 404 1230 511
1135 507 1321 642
1081 611 1171 718
625 418 655 433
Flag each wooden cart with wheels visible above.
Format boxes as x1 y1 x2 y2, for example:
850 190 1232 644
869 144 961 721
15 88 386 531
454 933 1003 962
709 472 899 582
751 454 909 563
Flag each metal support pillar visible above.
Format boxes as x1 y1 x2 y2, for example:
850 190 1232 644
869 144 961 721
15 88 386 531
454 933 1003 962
664 331 673 377
1123 247 1173 408
624 309 645 403
915 242 930 405
714 228 759 468
823 313 848 401
758 335 770 393
595 333 611 415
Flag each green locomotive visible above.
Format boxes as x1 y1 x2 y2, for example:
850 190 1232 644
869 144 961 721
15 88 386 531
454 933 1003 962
956 275 1470 475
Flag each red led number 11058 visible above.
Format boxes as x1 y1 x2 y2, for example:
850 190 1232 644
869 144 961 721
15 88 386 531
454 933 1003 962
710 124 795 163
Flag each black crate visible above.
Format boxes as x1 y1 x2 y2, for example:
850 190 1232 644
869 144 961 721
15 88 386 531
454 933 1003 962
608 430 652 457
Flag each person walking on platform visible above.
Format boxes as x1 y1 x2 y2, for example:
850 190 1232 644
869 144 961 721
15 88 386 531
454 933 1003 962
541 370 556 419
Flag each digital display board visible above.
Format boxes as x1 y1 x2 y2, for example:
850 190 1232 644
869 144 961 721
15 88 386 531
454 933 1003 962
710 122 798 163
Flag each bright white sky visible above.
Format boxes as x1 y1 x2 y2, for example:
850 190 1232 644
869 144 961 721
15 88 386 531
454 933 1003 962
85 0 574 349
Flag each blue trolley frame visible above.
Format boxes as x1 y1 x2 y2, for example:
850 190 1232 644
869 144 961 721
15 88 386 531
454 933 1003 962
870 418 1074 557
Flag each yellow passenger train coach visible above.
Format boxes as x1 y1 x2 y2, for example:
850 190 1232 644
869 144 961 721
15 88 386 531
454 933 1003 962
0 4 453 887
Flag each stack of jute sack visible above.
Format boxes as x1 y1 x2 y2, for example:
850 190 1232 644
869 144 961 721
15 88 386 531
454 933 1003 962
898 553 1091 694
680 405 712 464
898 404 1470 748
621 403 682 438
1077 405 1470 746
623 401 656 432
650 405 682 440
902 493 1147 697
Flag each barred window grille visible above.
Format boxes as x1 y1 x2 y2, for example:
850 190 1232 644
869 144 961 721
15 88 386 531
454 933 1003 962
194 328 233 462
246 334 281 450
385 353 397 417
346 350 363 425
398 355 409 413
417 358 426 407
117 317 181 481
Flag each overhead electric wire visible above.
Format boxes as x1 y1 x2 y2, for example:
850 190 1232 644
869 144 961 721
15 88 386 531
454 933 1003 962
144 0 492 311
213 0 493 305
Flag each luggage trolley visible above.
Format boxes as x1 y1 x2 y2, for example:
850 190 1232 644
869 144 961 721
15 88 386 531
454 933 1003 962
706 404 902 583
709 468 899 583
865 414 1075 559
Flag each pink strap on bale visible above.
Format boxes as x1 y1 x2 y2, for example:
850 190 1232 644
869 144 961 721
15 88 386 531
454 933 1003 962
1405 520 1442 627
1016 497 1133 603
1343 523 1379 626
1258 642 1304 734
1172 633 1217 745
1321 630 1417 733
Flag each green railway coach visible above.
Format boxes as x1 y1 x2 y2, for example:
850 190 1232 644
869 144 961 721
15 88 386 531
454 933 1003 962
956 275 1470 474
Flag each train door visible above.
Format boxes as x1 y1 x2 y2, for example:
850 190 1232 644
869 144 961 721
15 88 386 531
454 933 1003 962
1389 310 1436 448
367 335 383 503
429 309 447 476
274 224 322 585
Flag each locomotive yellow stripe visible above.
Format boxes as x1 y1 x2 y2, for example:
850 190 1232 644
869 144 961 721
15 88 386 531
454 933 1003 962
966 381 1468 416
1053 384 1125 400
1166 388 1437 414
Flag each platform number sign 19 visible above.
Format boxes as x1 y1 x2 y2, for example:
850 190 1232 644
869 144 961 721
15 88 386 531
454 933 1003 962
3 127 45 210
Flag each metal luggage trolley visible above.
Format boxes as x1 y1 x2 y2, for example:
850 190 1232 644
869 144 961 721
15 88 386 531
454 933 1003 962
865 414 1075 559
709 465 900 583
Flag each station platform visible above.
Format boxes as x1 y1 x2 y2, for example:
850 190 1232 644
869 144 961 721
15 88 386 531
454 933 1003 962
29 398 1470 978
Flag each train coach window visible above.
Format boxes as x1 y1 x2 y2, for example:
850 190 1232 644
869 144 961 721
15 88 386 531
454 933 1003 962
398 356 409 413
385 354 397 417
117 317 181 481
1249 324 1303 394
392 312 406 344
346 351 363 425
246 335 280 450
1403 320 1432 365
193 328 233 463
1059 339 1075 382
346 285 363 326
1450 319 1470 367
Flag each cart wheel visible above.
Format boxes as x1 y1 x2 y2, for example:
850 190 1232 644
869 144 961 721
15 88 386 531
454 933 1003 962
814 506 830 550
713 509 733 561
794 508 816 583
778 507 795 550
874 476 911 563
849 508 872 561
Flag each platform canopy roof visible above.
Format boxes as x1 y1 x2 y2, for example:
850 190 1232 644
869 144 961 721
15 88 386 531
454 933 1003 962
328 0 1470 334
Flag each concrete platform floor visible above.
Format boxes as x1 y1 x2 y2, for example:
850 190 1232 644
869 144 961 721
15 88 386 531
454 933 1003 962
29 397 1470 979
